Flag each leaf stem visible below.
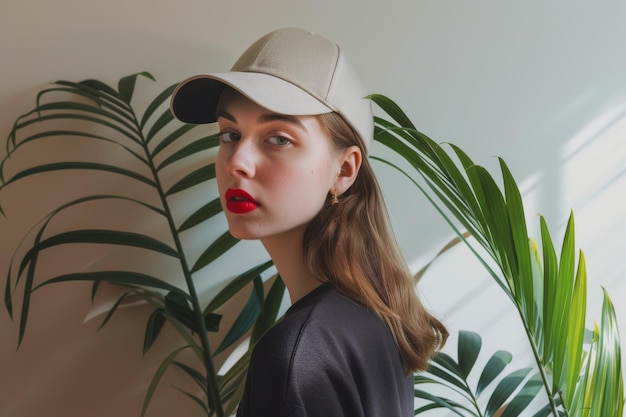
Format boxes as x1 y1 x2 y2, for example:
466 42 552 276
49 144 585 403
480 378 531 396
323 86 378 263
515 301 561 416
133 109 223 416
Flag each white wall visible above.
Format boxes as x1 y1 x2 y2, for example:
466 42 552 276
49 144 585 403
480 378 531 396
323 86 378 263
1 1 624 416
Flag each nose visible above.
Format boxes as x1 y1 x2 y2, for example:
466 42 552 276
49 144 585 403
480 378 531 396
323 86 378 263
223 138 257 179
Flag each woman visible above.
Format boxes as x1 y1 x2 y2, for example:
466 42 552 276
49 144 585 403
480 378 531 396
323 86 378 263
171 27 447 417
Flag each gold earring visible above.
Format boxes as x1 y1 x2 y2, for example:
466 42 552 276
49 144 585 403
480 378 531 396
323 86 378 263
331 189 339 206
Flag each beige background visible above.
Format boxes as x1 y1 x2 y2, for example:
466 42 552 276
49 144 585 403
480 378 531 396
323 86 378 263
1 0 625 416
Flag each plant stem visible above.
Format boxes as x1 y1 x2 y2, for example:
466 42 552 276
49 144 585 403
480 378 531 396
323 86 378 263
516 302 560 416
133 112 223 416
465 379 484 417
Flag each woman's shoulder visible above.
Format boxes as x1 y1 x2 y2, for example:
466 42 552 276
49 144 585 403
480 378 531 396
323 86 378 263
247 283 410 410
299 284 384 330
255 283 393 363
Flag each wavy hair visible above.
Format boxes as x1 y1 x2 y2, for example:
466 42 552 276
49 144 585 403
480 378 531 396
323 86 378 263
303 112 448 374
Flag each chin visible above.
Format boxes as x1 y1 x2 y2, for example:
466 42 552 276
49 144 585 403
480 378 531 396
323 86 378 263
226 225 261 240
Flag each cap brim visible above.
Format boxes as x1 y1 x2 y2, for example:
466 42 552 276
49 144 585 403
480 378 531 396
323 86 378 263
170 72 333 125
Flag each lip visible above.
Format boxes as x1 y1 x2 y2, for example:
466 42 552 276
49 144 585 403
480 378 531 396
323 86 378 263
225 188 259 214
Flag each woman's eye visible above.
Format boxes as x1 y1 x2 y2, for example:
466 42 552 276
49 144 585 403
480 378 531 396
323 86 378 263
267 135 292 146
219 132 241 143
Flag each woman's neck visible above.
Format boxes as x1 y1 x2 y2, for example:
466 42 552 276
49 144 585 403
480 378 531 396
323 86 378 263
261 228 321 304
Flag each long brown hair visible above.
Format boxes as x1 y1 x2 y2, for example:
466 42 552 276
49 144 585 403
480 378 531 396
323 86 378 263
303 112 448 374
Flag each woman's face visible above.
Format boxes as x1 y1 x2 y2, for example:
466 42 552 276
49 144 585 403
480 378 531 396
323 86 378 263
215 89 341 243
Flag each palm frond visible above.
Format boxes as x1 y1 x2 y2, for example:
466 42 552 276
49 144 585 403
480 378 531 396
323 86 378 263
415 331 538 417
2 73 281 417
371 94 623 416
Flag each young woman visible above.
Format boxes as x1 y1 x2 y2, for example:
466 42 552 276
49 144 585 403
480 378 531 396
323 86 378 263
171 27 447 417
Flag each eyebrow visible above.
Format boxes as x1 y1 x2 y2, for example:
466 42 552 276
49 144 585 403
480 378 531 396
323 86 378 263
216 108 307 131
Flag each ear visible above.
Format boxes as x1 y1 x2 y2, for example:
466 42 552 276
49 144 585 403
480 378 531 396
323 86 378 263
333 145 362 195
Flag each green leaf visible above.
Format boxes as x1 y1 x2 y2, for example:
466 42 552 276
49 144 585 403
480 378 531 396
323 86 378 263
540 216 558 364
144 309 166 354
118 71 155 103
473 166 516 289
52 81 129 120
499 372 543 417
205 260 274 313
141 345 191 417
446 144 486 225
36 85 100 110
476 350 513 396
97 290 136 331
5 194 165 327
173 360 208 394
368 94 416 130
413 389 470 416
178 198 223 233
166 164 216 196
371 151 512 299
79 78 125 100
172 387 209 414
250 276 285 345
500 158 533 323
424 354 468 393
214 276 264 355
140 83 177 130
528 238 545 353
14 102 140 141
3 130 149 166
163 290 221 334
146 109 175 144
191 231 239 274
156 134 219 171
448 144 495 249
458 330 482 379
4 162 155 189
163 291 195 328
552 212 577 391
17 225 47 346
373 118 420 151
152 124 199 161
220 350 251 416
585 289 624 417
19 230 179 277
32 271 190 300
563 249 587 406
485 368 532 417
204 312 222 333
430 351 463 377
4 264 14 319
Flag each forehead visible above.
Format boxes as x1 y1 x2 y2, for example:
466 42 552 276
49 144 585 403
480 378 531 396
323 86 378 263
216 88 329 135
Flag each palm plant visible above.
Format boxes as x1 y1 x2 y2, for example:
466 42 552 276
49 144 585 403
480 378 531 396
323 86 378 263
370 94 624 416
1 73 622 417
415 330 545 417
1 72 283 417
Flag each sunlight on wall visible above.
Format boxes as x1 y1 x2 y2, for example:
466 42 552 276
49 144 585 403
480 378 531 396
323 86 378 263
561 95 626 340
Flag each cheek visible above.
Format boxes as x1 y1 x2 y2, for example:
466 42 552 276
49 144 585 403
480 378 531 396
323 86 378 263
215 152 227 189
290 166 334 206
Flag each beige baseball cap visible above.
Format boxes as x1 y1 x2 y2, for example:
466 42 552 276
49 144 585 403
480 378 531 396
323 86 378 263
170 27 373 151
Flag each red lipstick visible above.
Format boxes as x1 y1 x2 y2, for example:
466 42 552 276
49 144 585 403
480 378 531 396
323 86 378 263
225 188 259 214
